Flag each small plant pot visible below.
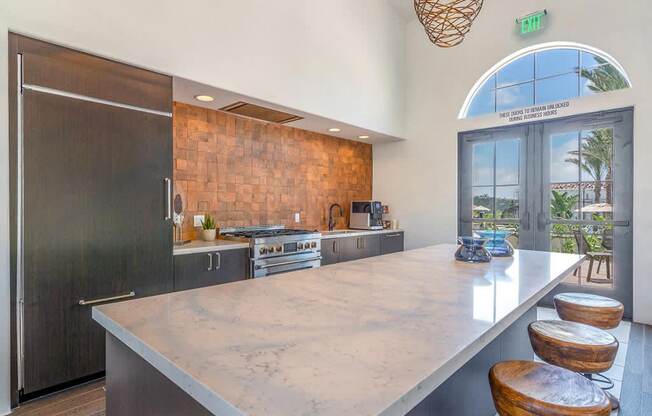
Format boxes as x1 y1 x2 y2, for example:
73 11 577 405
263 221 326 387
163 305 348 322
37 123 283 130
201 229 217 241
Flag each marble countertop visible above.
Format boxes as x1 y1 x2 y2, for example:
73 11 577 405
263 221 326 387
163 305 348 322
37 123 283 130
320 229 403 239
174 230 402 255
93 245 583 416
173 239 249 256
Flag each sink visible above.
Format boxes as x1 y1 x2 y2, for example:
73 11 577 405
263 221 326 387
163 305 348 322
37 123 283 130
321 230 358 235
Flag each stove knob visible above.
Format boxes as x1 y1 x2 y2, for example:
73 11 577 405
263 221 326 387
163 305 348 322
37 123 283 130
310 241 317 248
297 243 304 250
276 245 283 253
259 247 267 255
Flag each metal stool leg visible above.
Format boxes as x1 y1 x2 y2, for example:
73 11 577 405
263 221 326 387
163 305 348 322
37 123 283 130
585 373 619 411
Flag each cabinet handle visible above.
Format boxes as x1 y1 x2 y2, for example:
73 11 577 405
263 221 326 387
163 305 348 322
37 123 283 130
78 291 135 306
333 240 338 253
213 252 221 271
385 233 402 238
207 253 213 271
164 178 172 221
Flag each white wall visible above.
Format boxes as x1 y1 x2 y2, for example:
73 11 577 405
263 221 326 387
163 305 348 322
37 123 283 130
2 0 406 138
374 0 652 324
0 1 406 411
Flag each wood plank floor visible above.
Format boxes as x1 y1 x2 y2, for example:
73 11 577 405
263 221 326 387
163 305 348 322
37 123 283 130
11 380 105 416
620 322 652 416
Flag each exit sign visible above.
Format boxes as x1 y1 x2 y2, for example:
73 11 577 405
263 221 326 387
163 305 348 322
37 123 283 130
517 10 547 34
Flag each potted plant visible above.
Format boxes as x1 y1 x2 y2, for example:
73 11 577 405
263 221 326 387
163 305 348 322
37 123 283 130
200 214 217 241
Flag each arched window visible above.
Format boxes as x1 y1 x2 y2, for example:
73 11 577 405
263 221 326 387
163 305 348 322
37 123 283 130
461 43 631 118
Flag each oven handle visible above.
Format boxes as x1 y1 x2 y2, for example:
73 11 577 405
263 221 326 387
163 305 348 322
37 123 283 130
256 256 322 269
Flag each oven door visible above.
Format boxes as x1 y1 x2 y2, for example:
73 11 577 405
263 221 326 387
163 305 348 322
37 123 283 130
253 252 322 278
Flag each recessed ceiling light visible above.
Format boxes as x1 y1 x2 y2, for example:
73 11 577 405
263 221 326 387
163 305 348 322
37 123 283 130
194 95 214 102
328 128 341 132
357 135 370 139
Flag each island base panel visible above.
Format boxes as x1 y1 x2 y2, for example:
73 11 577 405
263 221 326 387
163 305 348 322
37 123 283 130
106 334 213 416
407 306 536 416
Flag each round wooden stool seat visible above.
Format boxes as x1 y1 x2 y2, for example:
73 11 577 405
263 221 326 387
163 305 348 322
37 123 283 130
554 293 624 330
489 361 611 416
528 320 618 373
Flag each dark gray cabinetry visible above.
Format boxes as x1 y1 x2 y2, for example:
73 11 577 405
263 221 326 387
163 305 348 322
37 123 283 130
322 232 403 266
174 249 249 291
321 239 342 266
10 34 173 397
380 232 405 255
340 235 381 262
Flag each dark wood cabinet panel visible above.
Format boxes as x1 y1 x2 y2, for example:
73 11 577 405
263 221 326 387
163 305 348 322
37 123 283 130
339 236 362 263
380 232 405 255
361 235 381 259
339 235 380 262
321 233 403 266
321 239 341 266
13 33 172 113
21 90 173 394
174 249 249 291
11 33 175 397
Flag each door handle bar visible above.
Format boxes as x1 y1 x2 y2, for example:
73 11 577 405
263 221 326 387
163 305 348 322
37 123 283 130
78 291 136 306
256 257 322 269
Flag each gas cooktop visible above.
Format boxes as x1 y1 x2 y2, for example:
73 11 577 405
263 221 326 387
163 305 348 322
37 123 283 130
220 225 318 239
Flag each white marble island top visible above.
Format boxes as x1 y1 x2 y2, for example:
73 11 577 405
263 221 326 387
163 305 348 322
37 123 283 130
93 244 583 416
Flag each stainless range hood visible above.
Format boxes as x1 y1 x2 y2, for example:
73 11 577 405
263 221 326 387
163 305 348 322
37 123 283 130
220 101 303 124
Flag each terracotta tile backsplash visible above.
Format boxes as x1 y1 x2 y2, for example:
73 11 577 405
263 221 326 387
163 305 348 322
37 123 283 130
173 102 372 240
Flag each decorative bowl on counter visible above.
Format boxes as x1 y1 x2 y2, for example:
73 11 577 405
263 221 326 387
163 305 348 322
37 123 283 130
476 230 514 257
455 236 492 263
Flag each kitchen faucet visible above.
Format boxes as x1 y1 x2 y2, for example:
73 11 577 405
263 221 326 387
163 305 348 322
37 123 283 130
328 203 344 231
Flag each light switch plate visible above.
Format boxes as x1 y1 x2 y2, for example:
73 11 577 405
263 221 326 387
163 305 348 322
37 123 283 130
294 212 301 223
194 215 205 227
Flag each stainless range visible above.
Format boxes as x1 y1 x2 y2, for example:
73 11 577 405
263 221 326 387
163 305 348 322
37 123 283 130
221 225 322 278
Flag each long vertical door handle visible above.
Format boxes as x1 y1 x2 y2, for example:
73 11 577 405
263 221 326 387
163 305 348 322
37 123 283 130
164 178 172 220
333 240 337 253
213 252 221 271
207 253 213 271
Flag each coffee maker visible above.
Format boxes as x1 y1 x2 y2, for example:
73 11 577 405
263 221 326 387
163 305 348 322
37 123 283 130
350 201 384 230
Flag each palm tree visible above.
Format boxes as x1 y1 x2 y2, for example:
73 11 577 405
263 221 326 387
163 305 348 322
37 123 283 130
550 190 578 219
580 57 629 93
568 57 623 205
565 129 613 204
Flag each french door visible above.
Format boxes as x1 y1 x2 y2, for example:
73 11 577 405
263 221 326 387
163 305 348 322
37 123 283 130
459 109 633 317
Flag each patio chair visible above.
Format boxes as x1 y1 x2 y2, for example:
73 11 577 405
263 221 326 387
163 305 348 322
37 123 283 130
597 230 614 275
572 230 612 282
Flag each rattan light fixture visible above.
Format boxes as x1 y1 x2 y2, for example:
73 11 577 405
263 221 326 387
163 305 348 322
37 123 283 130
414 0 484 48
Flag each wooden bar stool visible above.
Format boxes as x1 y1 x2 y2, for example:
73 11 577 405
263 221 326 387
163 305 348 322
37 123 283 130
489 360 610 415
528 320 619 410
554 293 624 330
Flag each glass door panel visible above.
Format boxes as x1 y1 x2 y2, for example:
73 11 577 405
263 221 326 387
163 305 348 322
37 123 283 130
459 126 529 251
539 111 632 315
459 108 633 317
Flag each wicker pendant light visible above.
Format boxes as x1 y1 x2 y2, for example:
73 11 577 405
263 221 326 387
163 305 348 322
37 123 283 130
414 0 484 48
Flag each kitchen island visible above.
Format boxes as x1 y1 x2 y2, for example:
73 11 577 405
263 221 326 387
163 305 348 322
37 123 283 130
93 244 583 416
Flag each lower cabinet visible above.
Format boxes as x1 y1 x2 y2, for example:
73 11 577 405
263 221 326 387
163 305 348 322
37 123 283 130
321 238 342 266
380 232 405 255
174 248 249 291
340 235 381 262
322 232 403 266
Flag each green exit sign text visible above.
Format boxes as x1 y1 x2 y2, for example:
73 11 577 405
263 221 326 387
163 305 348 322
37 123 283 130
517 10 547 34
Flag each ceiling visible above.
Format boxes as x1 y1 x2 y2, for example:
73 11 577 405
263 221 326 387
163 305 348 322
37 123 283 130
388 0 415 21
174 77 403 144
